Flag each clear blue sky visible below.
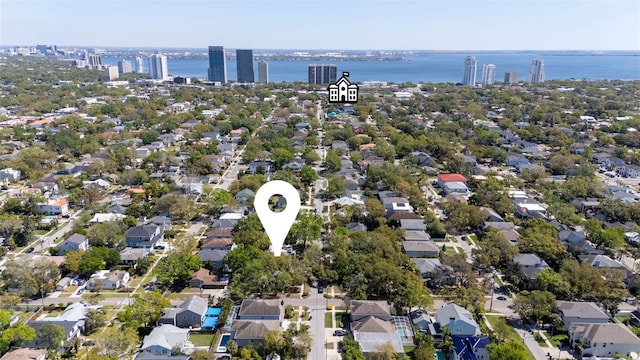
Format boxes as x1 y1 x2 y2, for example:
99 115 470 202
1 0 639 50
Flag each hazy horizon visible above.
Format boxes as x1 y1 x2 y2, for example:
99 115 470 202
1 0 639 51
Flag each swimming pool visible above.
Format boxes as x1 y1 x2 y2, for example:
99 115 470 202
202 307 222 330
216 334 231 353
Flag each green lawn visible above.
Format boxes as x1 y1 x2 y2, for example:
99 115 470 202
542 332 569 348
189 333 215 347
324 312 333 328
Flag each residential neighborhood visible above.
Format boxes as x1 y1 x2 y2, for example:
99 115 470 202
0 54 640 360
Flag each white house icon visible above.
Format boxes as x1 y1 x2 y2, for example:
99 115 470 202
328 72 358 103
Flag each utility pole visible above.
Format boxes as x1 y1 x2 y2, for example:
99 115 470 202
489 270 496 313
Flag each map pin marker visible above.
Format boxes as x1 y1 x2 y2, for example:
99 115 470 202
254 180 301 256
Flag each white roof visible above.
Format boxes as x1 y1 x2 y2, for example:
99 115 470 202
219 213 243 220
515 202 546 211
91 213 126 223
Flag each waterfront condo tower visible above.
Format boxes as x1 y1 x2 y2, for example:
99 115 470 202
104 66 119 81
136 56 144 73
462 56 477 86
528 59 545 84
504 71 518 85
482 64 496 85
208 46 227 83
258 60 269 83
236 49 255 83
308 64 337 85
148 53 168 80
118 59 132 74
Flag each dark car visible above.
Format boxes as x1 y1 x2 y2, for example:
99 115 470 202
77 288 85 295
497 295 507 301
26 247 35 253
318 286 324 294
333 329 348 336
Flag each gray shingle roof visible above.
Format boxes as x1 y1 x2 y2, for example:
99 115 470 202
126 225 159 238
178 296 208 316
64 233 87 244
556 301 609 320
230 320 280 340
238 299 280 318
350 300 390 317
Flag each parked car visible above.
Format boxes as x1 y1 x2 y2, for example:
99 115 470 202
497 295 507 301
333 329 348 336
318 286 324 294
26 247 35 253
77 288 85 295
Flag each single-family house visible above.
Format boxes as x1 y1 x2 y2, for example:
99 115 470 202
403 241 440 257
247 161 273 175
159 296 208 329
435 303 481 336
56 277 73 291
140 325 192 357
556 301 610 329
120 247 152 265
569 323 640 358
237 299 281 321
506 152 529 167
349 300 405 357
57 233 89 255
86 270 130 290
26 303 100 349
0 168 21 181
381 197 414 214
0 348 46 360
234 188 255 206
399 219 427 232
479 207 503 222
411 258 455 287
452 335 491 360
513 198 547 218
513 253 549 280
188 268 226 289
437 174 468 188
403 231 431 242
617 164 640 178
35 198 69 216
516 163 546 175
125 225 163 248
442 181 469 196
230 321 281 347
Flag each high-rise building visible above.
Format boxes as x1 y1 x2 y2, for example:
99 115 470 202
148 53 169 80
308 64 337 85
258 60 269 83
528 59 545 84
104 66 119 81
481 64 496 85
118 59 132 74
136 56 144 73
87 54 102 67
462 56 477 86
208 46 227 83
236 50 255 83
504 71 518 85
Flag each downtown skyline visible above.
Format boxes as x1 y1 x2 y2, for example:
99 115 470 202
1 0 639 51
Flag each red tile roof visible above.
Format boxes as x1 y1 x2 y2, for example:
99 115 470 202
437 173 467 182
